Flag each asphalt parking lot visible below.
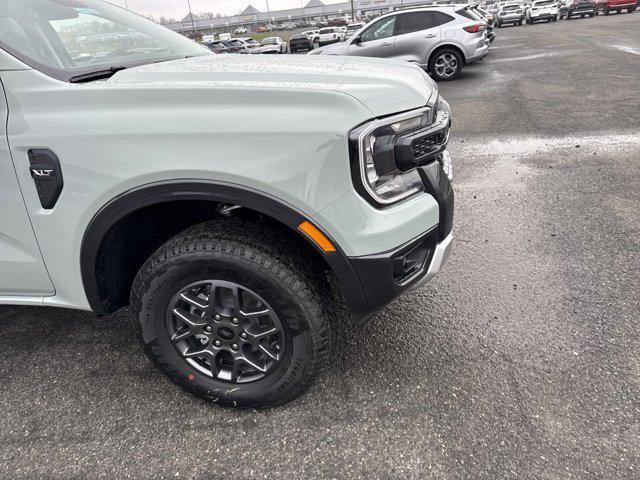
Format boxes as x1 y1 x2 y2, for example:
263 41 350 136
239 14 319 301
1 12 639 480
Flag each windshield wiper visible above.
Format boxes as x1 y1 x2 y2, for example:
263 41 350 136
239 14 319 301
69 66 127 84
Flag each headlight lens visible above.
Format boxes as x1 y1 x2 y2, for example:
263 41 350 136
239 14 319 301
352 108 430 206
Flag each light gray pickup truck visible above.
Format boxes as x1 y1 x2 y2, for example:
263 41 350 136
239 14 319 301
0 0 454 407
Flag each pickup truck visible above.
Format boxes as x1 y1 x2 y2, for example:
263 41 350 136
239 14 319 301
0 0 454 408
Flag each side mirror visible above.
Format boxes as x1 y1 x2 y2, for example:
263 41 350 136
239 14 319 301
352 36 362 44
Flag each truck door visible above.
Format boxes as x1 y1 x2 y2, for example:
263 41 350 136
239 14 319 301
0 78 54 296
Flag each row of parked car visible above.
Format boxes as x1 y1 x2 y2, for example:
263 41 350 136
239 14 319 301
204 24 366 56
203 36 288 55
484 0 636 27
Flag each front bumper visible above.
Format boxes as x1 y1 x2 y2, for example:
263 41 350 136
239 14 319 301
347 159 454 316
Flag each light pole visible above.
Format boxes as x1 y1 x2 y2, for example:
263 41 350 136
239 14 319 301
187 0 196 33
350 0 355 20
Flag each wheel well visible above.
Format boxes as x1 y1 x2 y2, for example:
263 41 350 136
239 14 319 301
429 44 467 67
92 200 332 315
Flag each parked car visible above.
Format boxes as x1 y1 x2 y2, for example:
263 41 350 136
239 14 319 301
317 27 345 46
203 41 228 54
257 25 268 33
0 0 454 409
283 22 298 30
259 36 288 54
497 3 526 25
526 0 560 22
234 27 248 35
219 39 246 54
596 0 636 13
473 5 497 26
237 37 260 53
309 20 318 26
345 22 366 39
328 17 349 26
311 5 489 81
460 6 496 44
559 0 596 17
289 32 320 53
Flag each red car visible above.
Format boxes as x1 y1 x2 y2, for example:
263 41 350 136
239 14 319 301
596 0 637 13
328 17 348 26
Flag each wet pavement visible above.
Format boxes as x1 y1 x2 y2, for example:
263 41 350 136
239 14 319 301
1 12 639 480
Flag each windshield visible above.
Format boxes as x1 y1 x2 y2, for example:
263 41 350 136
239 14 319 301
534 0 554 5
319 28 335 34
0 0 209 82
503 4 521 10
347 24 363 31
262 38 278 44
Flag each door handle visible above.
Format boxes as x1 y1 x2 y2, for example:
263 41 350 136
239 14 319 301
381 42 392 46
425 34 437 39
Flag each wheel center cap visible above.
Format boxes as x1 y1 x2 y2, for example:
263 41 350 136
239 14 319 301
217 327 235 340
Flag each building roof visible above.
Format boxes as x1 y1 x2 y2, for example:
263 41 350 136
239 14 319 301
305 0 325 7
241 5 261 14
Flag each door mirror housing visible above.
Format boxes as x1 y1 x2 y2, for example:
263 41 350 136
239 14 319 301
352 36 362 44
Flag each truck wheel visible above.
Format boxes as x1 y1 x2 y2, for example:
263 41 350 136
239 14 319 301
130 219 331 408
429 48 463 81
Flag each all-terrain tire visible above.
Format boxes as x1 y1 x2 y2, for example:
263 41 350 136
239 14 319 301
130 219 332 408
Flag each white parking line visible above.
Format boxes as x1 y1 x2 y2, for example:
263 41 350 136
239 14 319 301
452 133 640 158
608 44 640 56
489 44 525 49
489 52 556 62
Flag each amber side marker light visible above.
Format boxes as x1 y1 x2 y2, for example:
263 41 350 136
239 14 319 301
298 221 336 253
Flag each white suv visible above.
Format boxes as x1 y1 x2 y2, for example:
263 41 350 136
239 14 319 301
526 0 560 23
311 6 489 81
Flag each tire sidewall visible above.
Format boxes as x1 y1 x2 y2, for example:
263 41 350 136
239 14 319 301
135 252 316 407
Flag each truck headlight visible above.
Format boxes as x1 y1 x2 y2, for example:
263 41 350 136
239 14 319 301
350 103 451 207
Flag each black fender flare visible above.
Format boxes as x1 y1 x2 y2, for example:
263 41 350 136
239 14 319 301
80 180 369 318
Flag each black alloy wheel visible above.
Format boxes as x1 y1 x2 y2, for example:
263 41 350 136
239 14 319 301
167 280 285 383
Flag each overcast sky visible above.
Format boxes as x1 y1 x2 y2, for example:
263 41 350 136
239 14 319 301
110 0 345 20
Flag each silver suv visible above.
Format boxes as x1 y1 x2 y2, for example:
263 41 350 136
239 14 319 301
0 0 454 408
311 6 489 81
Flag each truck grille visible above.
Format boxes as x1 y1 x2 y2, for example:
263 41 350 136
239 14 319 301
411 133 448 161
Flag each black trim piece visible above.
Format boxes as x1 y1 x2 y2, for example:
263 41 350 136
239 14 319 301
349 228 438 314
418 162 455 241
80 181 369 318
28 149 63 209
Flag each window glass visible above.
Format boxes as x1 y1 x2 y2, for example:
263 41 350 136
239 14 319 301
396 12 433 35
0 0 207 82
431 12 455 26
360 16 396 42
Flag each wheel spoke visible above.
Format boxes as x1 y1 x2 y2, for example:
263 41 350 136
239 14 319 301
171 327 195 342
259 344 280 361
173 308 207 327
230 357 242 382
240 308 270 317
230 285 243 314
251 327 278 340
180 291 209 310
241 355 267 373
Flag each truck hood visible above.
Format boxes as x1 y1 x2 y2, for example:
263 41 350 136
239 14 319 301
108 54 437 117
